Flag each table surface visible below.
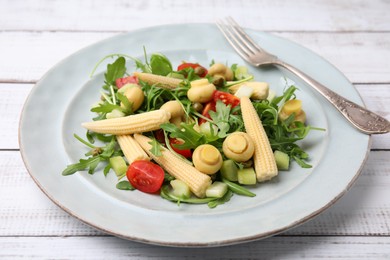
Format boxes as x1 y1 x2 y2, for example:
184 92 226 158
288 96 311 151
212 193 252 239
1 0 390 259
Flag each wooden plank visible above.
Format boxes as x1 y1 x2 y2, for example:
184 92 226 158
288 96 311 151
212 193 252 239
1 0 389 32
0 236 389 259
0 84 31 150
1 151 389 237
3 83 388 150
0 31 389 84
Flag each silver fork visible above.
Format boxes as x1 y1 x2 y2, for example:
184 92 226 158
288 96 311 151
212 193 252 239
217 17 390 135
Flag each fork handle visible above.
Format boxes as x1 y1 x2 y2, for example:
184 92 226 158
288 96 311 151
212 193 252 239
276 61 390 134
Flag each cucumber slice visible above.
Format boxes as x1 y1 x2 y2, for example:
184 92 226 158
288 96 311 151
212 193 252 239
199 122 218 137
234 85 254 98
170 179 191 199
234 66 250 80
274 150 290 170
220 160 238 181
206 181 228 198
237 167 257 185
267 89 276 102
106 109 125 119
109 156 128 178
167 72 185 79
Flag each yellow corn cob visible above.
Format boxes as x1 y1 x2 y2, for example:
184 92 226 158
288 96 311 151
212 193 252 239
133 134 212 198
82 109 171 135
133 72 182 89
116 135 149 164
240 96 278 182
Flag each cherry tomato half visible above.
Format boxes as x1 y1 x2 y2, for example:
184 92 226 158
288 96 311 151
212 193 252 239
199 101 216 124
153 129 166 145
177 62 208 77
115 76 138 88
213 90 240 108
169 138 192 158
126 160 165 193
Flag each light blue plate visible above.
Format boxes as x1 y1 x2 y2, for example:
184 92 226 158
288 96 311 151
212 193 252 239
19 24 370 247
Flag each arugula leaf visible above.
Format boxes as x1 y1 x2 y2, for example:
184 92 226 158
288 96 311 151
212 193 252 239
148 138 163 157
160 185 233 208
161 123 205 149
150 53 172 76
116 92 133 115
62 157 102 176
116 180 135 190
222 178 256 197
207 190 233 208
105 57 126 86
91 102 122 113
62 136 120 176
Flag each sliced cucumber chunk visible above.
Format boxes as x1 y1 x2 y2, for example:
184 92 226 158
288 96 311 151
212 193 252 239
167 72 185 79
109 156 128 178
234 66 250 80
170 179 191 199
220 160 238 181
106 109 125 119
237 167 257 185
206 181 228 198
274 150 290 170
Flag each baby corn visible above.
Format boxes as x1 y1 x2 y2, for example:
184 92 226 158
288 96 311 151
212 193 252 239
240 96 278 182
116 135 149 164
133 72 182 89
82 109 171 135
133 134 212 198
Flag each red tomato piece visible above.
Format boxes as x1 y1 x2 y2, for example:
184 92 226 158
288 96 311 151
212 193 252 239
169 138 192 158
177 63 208 77
126 160 165 193
153 129 166 145
115 76 138 88
213 90 240 108
199 101 216 124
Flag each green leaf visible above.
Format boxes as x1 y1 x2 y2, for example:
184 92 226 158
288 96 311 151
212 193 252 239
105 57 126 85
208 190 233 208
133 57 151 73
116 181 135 190
150 53 172 76
103 163 112 176
222 178 256 197
161 123 205 149
91 102 122 113
62 156 102 176
100 137 117 158
116 92 133 115
88 157 101 174
148 138 163 157
209 100 231 138
160 185 218 204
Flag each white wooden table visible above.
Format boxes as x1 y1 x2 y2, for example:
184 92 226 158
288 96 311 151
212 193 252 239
1 0 389 258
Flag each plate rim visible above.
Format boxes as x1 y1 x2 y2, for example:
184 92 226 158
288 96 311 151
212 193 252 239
18 23 372 247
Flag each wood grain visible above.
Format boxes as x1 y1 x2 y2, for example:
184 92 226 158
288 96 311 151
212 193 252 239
1 31 389 83
0 236 389 259
1 151 388 237
1 0 389 257
1 0 389 32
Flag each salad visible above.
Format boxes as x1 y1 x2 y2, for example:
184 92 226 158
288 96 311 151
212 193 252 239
63 50 323 208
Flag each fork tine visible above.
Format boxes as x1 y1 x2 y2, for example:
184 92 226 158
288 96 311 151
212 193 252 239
216 19 253 64
226 17 265 54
